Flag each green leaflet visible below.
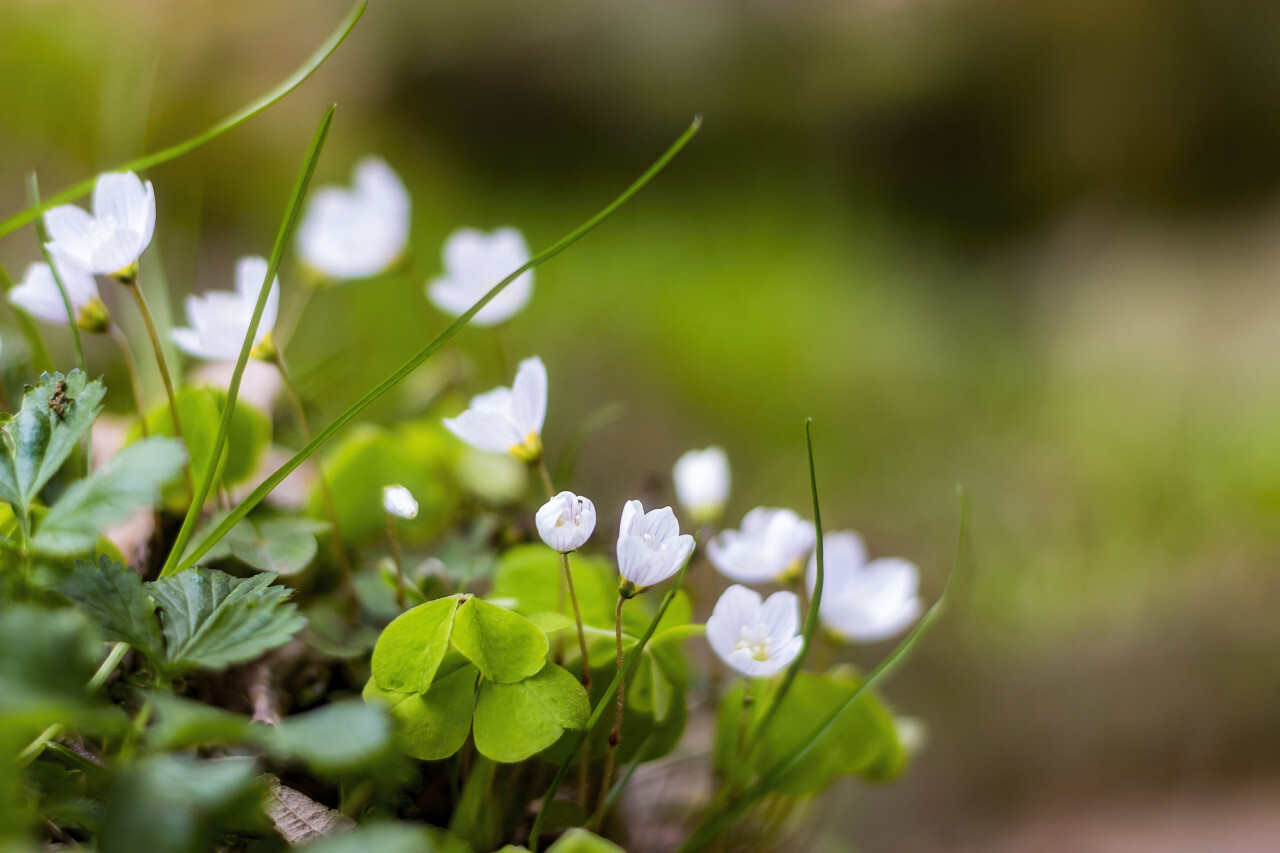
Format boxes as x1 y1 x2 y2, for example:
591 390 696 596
371 595 461 693
451 596 549 684
364 666 478 762
472 665 589 763
150 568 306 671
32 438 186 555
58 556 165 668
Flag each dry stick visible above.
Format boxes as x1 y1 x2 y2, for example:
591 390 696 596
592 594 627 829
272 350 355 600
124 279 194 496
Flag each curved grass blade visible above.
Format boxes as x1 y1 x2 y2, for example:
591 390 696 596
159 106 335 578
529 555 695 851
26 173 86 374
169 117 703 575
0 0 367 241
678 485 969 853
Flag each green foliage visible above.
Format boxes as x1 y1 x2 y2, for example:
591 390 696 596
547 829 627 853
0 371 104 516
223 515 330 576
451 596 549 684
299 823 472 853
473 664 589 763
33 437 186 555
365 665 479 761
135 386 270 511
58 556 165 667
0 605 102 729
145 694 252 751
371 595 460 693
715 668 905 797
150 568 306 671
262 699 394 776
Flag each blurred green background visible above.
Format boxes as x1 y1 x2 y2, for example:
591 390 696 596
5 0 1280 848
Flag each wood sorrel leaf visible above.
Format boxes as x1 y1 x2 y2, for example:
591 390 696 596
224 515 330 576
58 556 165 668
370 595 460 693
451 597 548 684
33 437 186 555
472 664 588 763
363 665 478 762
150 568 306 671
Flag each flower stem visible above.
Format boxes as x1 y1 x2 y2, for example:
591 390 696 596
535 457 555 498
592 594 627 829
273 351 355 602
560 553 592 689
17 641 129 767
386 511 406 609
109 324 149 436
125 278 194 496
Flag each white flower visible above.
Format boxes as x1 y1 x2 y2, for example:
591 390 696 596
673 446 730 523
706 585 804 677
442 356 547 462
44 171 156 281
10 252 109 333
707 507 815 584
536 491 597 553
810 531 922 642
427 227 534 327
171 256 280 362
616 500 695 596
296 157 410 280
382 485 419 520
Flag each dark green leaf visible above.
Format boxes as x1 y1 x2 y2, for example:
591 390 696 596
58 555 164 666
0 371 105 511
473 664 588 763
262 700 393 776
0 605 101 728
150 568 306 671
451 596 548 684
33 438 186 555
145 694 252 751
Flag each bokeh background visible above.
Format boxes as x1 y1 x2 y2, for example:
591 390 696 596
4 0 1280 849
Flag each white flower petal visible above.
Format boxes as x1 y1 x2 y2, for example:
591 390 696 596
90 229 142 276
93 172 150 234
10 264 71 324
511 356 547 436
809 530 868 594
673 446 730 519
382 485 419 519
43 205 96 263
759 590 801 646
443 409 524 454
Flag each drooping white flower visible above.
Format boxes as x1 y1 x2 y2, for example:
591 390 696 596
616 499 695 596
536 491 597 553
708 507 815 585
44 171 156 281
296 157 411 280
442 356 547 462
673 446 730 524
10 253 110 333
810 531 922 642
382 485 419 520
171 256 280 362
706 584 804 677
427 227 534 327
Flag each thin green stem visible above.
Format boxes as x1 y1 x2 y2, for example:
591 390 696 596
170 117 702 577
561 553 592 689
590 595 627 830
17 641 129 766
387 512 405 609
160 106 336 577
109 324 150 436
27 174 86 375
125 279 193 496
0 1 367 241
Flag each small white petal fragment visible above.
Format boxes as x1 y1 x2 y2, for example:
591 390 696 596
443 356 547 462
706 584 804 677
296 157 411 280
382 485 419 520
707 507 816 584
171 255 280 362
616 499 695 595
811 531 923 642
536 490 597 553
44 171 155 279
673 446 730 523
427 227 534 327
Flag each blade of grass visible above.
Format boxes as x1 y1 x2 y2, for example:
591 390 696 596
529 555 695 851
168 116 703 575
678 485 969 853
26 174 86 375
0 0 366 241
159 106 335 578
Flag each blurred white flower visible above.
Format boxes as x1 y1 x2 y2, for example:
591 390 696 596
706 584 804 677
10 253 109 333
537 490 597 553
427 227 534 327
44 171 155 282
616 499 695 596
810 531 922 642
443 356 547 462
382 485 419 520
171 256 280 362
673 446 730 524
708 507 815 584
297 157 410 280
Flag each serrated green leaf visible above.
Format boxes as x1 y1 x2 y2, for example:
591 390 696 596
150 568 306 671
371 595 460 693
473 664 588 763
363 665 478 761
262 700 393 776
0 371 105 512
451 597 548 684
57 556 165 666
33 438 186 555
226 515 329 575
